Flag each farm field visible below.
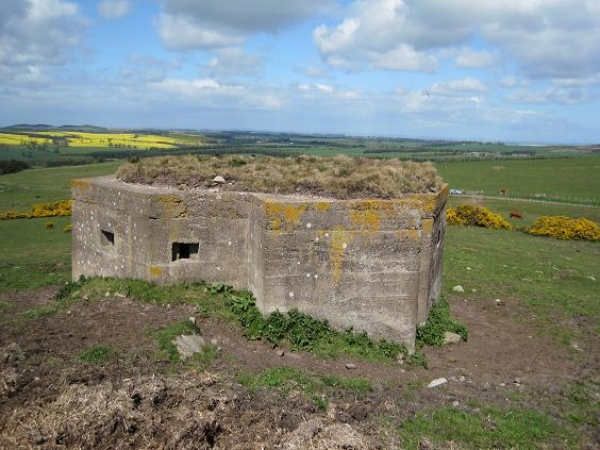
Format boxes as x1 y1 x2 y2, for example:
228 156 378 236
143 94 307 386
0 131 203 150
436 157 600 205
0 157 599 448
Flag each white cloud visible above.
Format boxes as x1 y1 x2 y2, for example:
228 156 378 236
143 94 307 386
207 48 264 78
97 0 131 19
506 86 596 105
371 44 437 72
454 48 498 68
158 14 242 50
313 0 600 79
150 77 283 110
159 0 335 50
430 78 487 95
0 0 84 70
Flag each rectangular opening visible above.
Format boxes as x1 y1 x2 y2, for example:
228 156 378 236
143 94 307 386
171 242 199 261
101 230 115 246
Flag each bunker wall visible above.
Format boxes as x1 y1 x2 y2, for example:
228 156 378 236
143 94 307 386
72 176 447 350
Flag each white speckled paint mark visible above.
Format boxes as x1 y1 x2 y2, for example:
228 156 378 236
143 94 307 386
306 223 312 229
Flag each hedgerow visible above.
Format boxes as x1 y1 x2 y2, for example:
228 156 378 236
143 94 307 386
446 204 511 230
527 216 600 241
0 199 72 220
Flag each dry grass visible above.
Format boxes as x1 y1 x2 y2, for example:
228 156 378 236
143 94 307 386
116 155 443 199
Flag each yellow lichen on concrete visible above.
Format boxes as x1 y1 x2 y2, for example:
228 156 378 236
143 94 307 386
156 195 185 218
421 218 434 233
329 226 354 284
70 179 90 195
350 209 381 234
265 202 307 231
150 266 164 277
314 202 331 212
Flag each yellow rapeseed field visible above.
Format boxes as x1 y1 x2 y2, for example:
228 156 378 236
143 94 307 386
0 131 202 150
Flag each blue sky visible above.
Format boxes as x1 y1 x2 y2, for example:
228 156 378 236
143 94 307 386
1 0 599 143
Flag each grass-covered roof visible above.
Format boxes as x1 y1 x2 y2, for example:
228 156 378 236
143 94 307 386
116 154 443 199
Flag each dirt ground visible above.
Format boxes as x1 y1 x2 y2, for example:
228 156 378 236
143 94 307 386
0 287 598 449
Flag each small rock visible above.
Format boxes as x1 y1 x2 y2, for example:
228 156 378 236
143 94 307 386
442 331 462 345
495 299 503 305
115 292 126 298
514 377 522 385
213 175 226 184
452 400 460 408
419 436 434 450
427 378 448 388
452 285 465 293
345 363 357 370
189 316 197 325
459 375 466 383
173 334 205 360
276 350 285 357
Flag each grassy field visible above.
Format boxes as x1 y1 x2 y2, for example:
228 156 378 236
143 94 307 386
436 157 600 205
0 162 119 213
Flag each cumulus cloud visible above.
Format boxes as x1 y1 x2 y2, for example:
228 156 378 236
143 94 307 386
0 0 84 73
454 48 498 69
207 48 264 78
158 0 335 50
150 77 283 110
313 0 600 80
97 0 131 19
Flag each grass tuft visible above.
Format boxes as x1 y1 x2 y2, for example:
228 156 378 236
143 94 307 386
78 345 118 365
416 298 468 347
238 366 372 409
116 154 443 198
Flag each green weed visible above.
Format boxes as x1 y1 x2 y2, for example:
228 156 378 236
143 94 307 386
78 345 118 365
228 292 407 362
416 298 468 347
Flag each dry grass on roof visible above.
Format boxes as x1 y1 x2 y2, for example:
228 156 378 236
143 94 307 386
115 154 443 199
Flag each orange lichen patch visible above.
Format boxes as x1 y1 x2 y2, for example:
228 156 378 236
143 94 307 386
265 202 308 232
156 195 185 218
265 202 284 216
284 204 307 226
150 266 164 277
270 217 283 231
70 179 90 195
329 226 354 284
395 229 421 241
314 202 331 212
350 210 381 234
421 218 434 233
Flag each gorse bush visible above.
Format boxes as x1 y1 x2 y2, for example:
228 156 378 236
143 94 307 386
446 204 511 230
0 199 72 220
527 216 600 241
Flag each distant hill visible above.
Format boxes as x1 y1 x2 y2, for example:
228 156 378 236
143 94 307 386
3 124 108 133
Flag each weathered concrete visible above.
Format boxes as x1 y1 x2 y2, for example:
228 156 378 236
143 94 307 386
72 176 448 351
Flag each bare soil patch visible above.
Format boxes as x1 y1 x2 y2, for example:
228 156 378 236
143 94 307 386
0 287 597 449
